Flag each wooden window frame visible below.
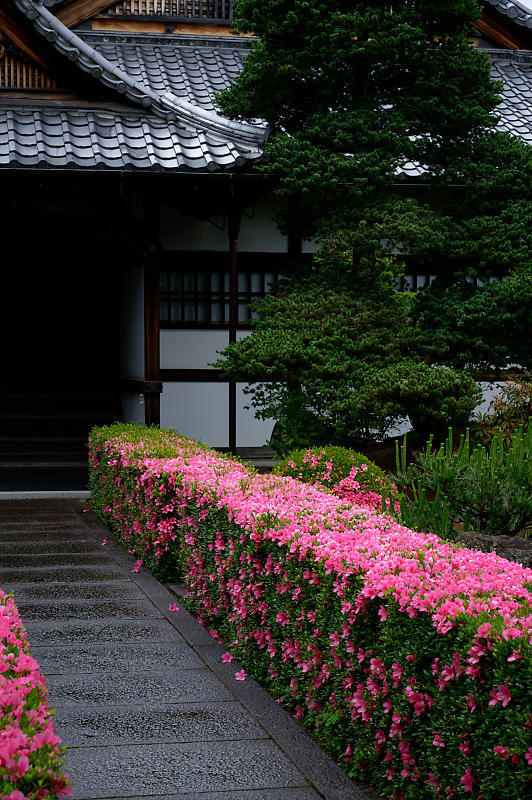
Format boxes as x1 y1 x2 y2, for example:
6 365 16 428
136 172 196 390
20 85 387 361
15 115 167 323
159 251 293 330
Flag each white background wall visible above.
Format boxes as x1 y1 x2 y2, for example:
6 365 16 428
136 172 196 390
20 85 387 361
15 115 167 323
119 265 145 423
160 330 229 369
120 265 144 378
159 196 288 252
160 382 229 446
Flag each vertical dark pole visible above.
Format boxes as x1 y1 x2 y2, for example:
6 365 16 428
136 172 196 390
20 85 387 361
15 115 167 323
228 180 241 454
143 191 161 427
144 246 161 426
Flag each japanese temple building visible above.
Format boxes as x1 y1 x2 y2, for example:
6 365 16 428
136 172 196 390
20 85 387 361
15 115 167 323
1 1 532 485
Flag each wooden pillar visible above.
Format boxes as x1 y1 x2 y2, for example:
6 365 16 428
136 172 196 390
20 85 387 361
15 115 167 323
144 245 161 426
228 185 242 454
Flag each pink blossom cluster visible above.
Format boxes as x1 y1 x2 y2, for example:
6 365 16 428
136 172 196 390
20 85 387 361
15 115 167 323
333 468 400 514
89 426 532 799
0 590 71 799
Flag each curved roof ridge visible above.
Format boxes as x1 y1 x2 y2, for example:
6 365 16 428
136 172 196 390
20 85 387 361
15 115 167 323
13 0 267 149
485 0 532 30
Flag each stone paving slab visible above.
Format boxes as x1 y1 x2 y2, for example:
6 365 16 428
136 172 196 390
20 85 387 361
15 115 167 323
25 617 181 645
0 509 81 520
0 528 102 542
0 539 101 554
0 521 90 531
89 791 320 800
9 580 144 602
18 598 163 622
46 669 234 706
31 641 203 674
66 740 308 799
3 552 112 568
53 701 267 747
0 565 127 584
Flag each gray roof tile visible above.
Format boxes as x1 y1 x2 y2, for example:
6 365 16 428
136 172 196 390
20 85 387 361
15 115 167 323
0 108 262 172
13 1 266 149
485 1 532 30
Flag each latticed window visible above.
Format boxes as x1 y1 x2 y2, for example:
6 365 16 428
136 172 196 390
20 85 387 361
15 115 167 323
105 1 233 22
0 40 59 91
159 253 284 327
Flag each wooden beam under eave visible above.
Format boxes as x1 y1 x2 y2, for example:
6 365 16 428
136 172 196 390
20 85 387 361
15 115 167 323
56 0 119 30
0 7 51 71
472 12 528 50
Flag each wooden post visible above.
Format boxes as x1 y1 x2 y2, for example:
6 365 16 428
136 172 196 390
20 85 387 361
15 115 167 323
144 244 161 426
228 183 241 454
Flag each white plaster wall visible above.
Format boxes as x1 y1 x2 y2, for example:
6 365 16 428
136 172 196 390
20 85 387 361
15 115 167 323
159 196 288 253
301 237 319 254
160 330 229 369
387 381 504 439
159 204 227 251
238 196 288 252
236 383 275 446
121 390 146 424
120 265 144 378
161 382 229 446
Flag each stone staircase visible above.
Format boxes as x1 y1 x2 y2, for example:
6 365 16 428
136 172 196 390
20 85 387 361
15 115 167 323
0 393 121 491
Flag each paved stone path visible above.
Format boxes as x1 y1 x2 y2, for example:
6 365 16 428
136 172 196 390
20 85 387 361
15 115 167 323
0 499 369 800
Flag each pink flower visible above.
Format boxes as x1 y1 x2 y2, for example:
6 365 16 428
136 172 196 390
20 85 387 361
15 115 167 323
493 746 509 759
461 768 474 792
221 652 233 663
101 539 107 546
525 747 532 766
130 559 143 573
433 733 445 747
466 694 477 713
489 682 512 708
276 611 290 626
235 669 246 681
507 649 523 662
168 603 179 612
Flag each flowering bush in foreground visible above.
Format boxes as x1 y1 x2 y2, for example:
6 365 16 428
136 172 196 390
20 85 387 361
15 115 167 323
89 424 532 800
0 591 70 799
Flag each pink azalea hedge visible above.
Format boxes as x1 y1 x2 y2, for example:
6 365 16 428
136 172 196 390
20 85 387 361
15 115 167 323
89 424 532 800
0 591 70 800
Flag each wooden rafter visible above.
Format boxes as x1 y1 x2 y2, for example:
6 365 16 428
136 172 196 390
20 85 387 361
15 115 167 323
56 1 120 29
0 6 51 71
472 10 529 50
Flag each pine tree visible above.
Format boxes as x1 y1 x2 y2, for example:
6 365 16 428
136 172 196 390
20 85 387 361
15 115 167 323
219 1 531 277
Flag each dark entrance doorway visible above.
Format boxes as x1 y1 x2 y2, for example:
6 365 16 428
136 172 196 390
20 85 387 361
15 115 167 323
0 234 122 490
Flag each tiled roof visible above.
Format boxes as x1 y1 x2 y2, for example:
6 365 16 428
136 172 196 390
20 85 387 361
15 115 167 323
12 0 266 149
0 107 261 170
397 50 532 179
485 0 532 30
491 50 532 138
2 6 532 176
91 37 246 112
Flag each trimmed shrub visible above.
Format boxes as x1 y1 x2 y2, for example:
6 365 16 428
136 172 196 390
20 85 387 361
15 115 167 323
90 424 532 800
0 589 71 798
274 446 399 514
